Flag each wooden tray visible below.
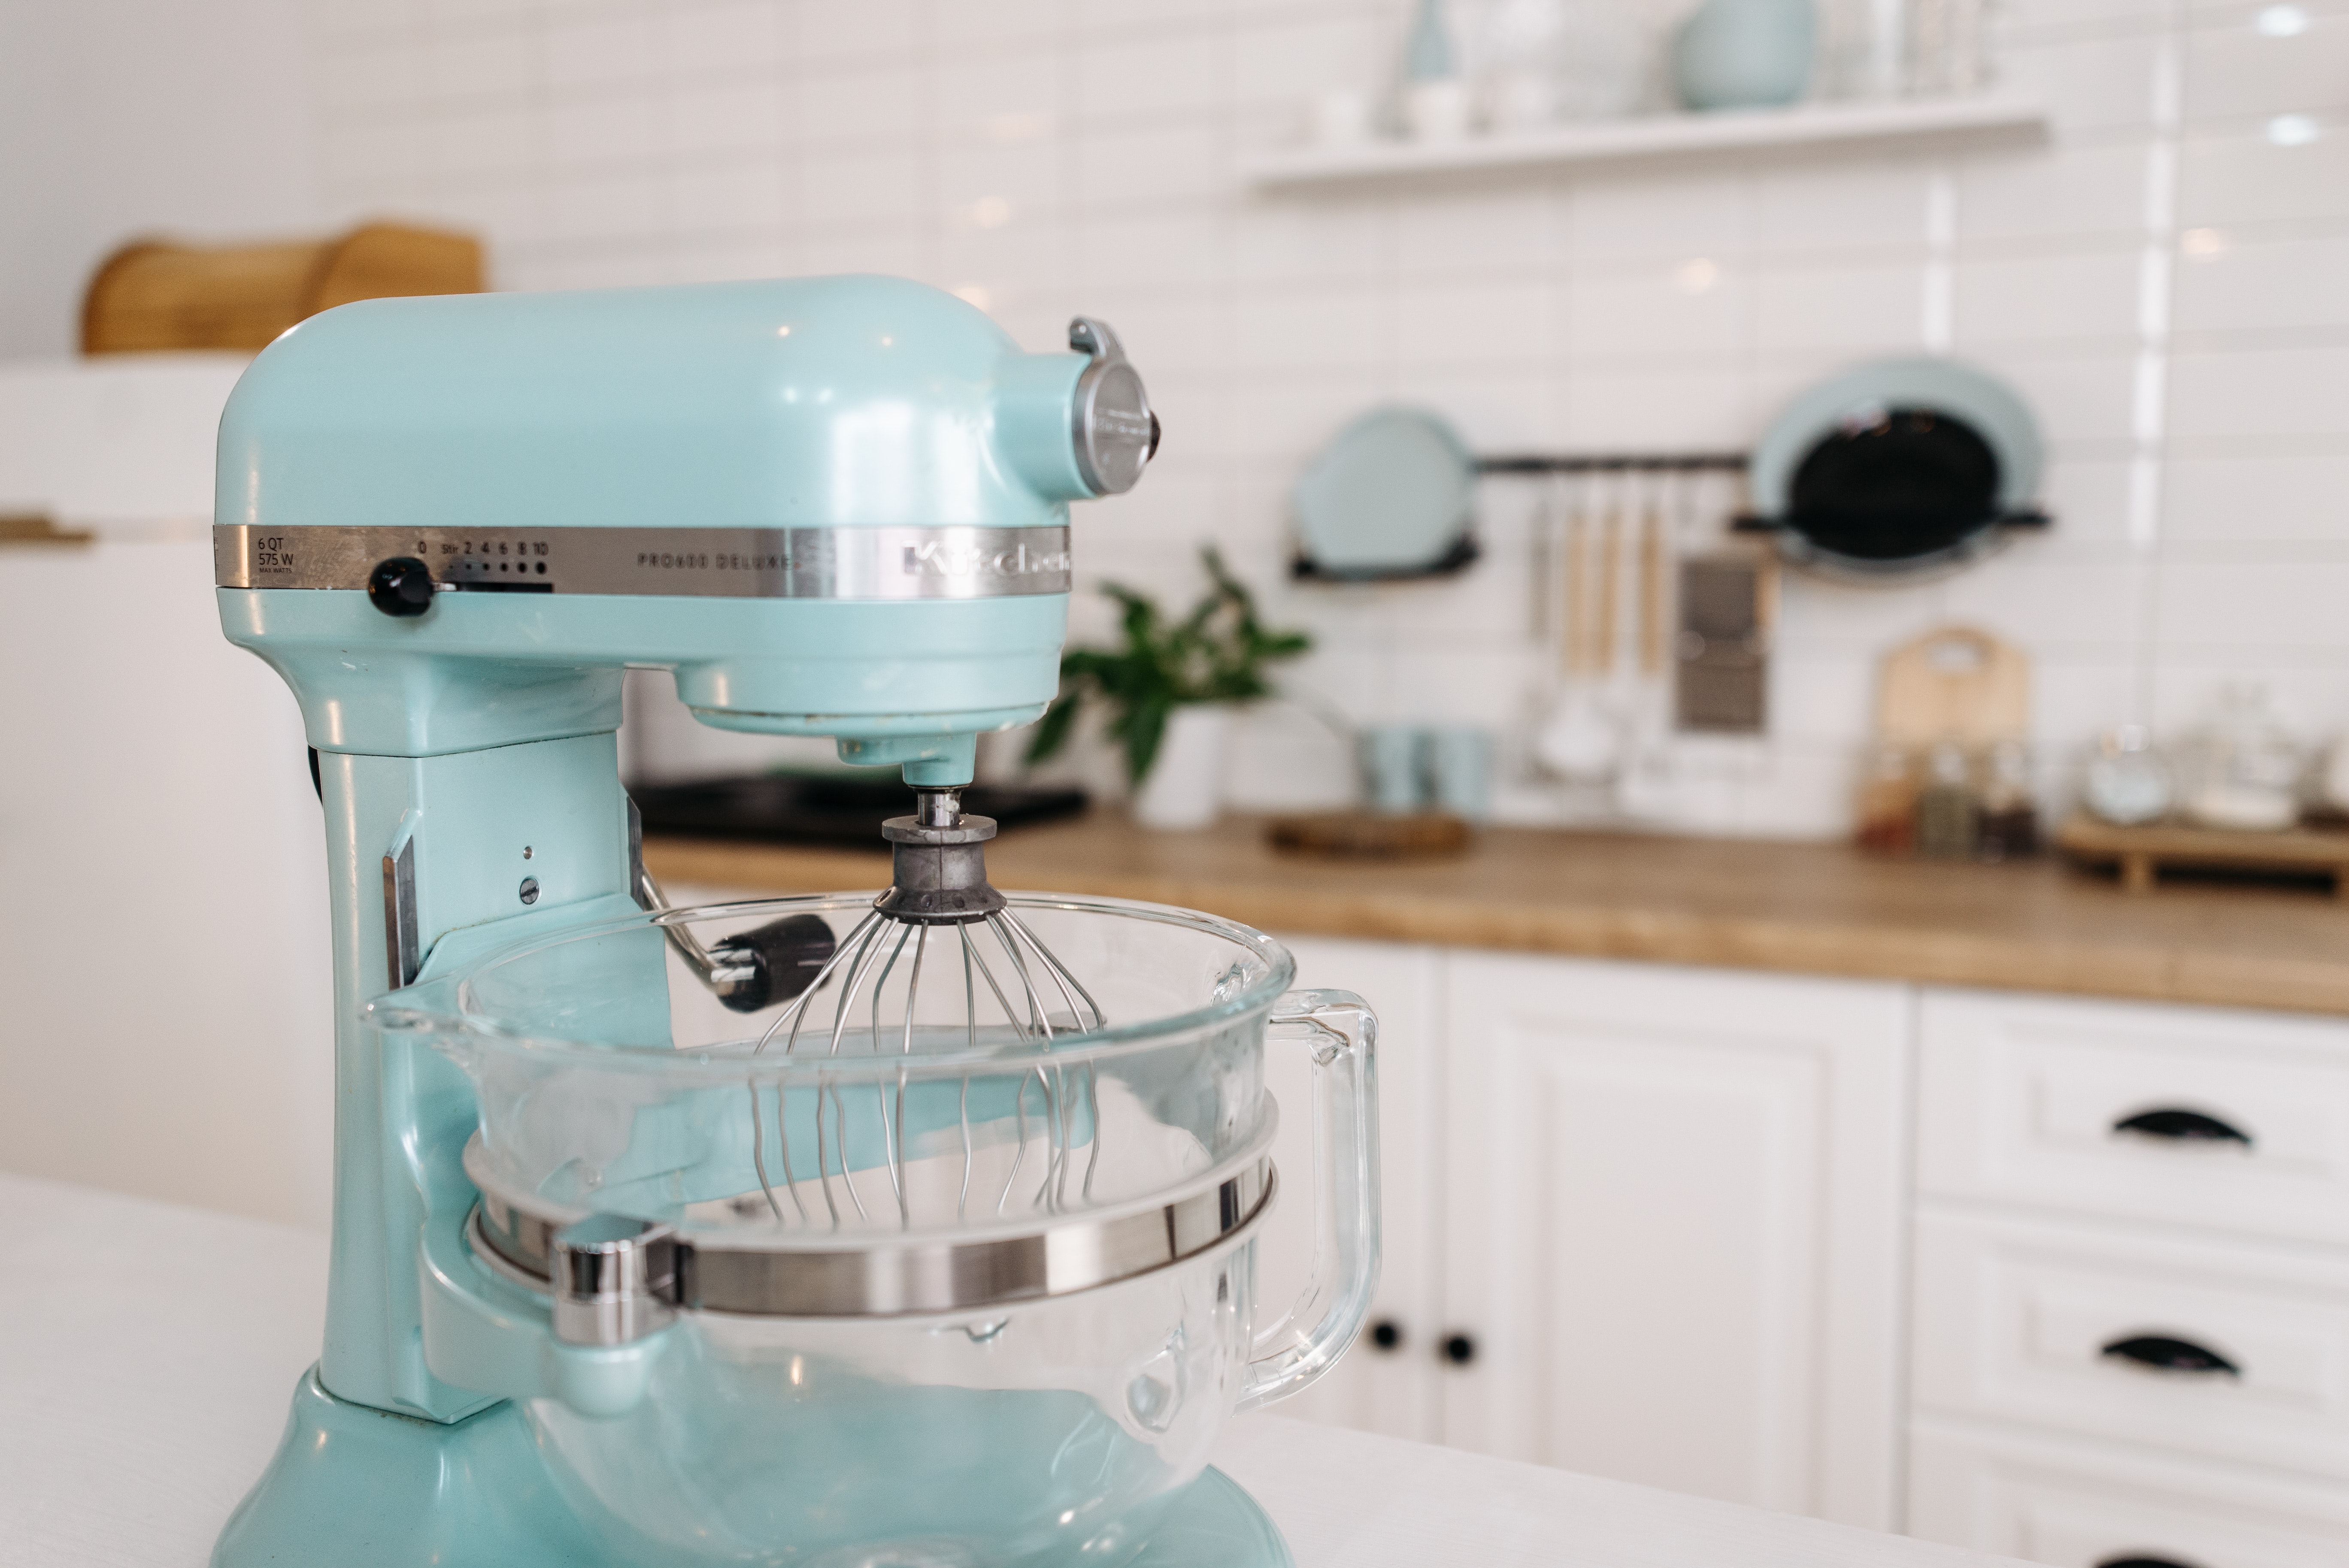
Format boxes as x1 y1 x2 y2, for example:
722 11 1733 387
2055 814 2349 896
1266 811 1473 860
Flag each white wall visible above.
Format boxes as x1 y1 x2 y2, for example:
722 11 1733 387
0 0 321 357
291 0 2349 835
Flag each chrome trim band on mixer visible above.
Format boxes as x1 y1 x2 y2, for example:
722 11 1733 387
212 523 1073 599
462 1132 1274 1319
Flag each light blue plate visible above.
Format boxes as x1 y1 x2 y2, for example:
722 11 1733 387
1293 406 1477 579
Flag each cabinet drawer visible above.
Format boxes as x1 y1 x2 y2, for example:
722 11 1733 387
1910 1418 2349 1568
1914 1210 2349 1479
1919 989 2349 1247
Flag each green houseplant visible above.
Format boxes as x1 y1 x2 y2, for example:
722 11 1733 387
1027 547 1309 827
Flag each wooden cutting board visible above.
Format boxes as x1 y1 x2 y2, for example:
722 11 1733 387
1875 624 2030 748
82 222 482 354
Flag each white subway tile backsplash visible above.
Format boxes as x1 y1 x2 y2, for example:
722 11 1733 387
799 145 923 226
1751 160 1934 256
2163 451 2349 541
546 91 659 170
2176 124 2349 226
669 79 786 157
1231 15 1387 109
667 2 785 78
1976 349 2140 445
2153 555 2349 651
546 12 663 91
1954 245 2142 346
1075 121 1222 206
1561 363 1750 448
934 0 1071 50
1076 32 1220 122
2169 343 2349 441
1567 168 1753 259
2000 30 2165 133
1074 208 1225 291
315 37 428 115
303 0 2349 835
1565 262 1749 361
1393 184 1564 277
672 160 785 233
934 51 1064 136
1231 197 1391 284
1230 282 1384 371
1752 258 1925 353
1940 546 2150 651
791 222 926 278
1957 139 2151 245
2032 455 2136 545
1394 278 1553 367
2183 9 2349 123
797 0 919 64
543 168 667 241
2172 231 2349 334
794 63 923 147
428 24 535 102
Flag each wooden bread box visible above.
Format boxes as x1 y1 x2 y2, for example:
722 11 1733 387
82 223 482 354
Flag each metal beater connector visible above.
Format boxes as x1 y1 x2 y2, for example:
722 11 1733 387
872 788 1007 924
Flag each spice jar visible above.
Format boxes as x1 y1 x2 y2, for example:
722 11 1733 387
1855 745 1918 854
1976 740 2037 861
1915 741 1979 860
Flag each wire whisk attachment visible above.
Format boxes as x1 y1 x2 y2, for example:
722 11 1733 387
737 787 1107 1235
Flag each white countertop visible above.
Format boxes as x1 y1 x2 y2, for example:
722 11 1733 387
0 1174 2011 1568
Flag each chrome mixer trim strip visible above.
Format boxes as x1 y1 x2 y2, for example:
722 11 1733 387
212 523 1073 599
463 1135 1274 1318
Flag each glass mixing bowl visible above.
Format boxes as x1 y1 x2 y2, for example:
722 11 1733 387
374 893 1377 1568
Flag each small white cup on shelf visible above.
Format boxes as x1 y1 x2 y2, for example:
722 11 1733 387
1404 78 1475 141
1308 87 1376 147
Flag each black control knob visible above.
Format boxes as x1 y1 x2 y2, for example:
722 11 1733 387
1368 1319 1404 1353
367 557 436 617
1441 1332 1476 1367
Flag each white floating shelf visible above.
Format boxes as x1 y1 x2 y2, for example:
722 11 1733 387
1240 96 2048 190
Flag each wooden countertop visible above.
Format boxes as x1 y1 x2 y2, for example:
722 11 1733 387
643 814 2349 1018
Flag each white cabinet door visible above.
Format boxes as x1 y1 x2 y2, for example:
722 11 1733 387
1440 952 1910 1530
1258 935 1445 1444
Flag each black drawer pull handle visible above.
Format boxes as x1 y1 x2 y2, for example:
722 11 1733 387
2098 1557 2204 1568
2100 1334 2240 1377
1441 1332 1477 1366
1368 1319 1404 1353
2112 1108 2252 1147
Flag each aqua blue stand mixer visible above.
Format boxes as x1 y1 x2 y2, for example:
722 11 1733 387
209 275 1380 1567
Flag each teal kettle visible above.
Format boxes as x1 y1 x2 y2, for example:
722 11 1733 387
1673 0 1816 111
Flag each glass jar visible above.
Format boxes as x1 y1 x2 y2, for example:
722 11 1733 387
2082 723 2171 827
2179 684 2303 832
1914 740 1979 860
1854 744 1918 854
1975 739 2038 861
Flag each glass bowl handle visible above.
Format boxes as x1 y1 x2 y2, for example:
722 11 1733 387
1242 989 1382 1411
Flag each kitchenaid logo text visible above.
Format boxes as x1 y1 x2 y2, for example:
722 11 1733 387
900 539 1072 580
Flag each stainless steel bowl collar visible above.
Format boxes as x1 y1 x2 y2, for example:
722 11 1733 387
464 1130 1275 1327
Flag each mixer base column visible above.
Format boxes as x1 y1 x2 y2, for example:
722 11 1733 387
212 1368 621 1568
